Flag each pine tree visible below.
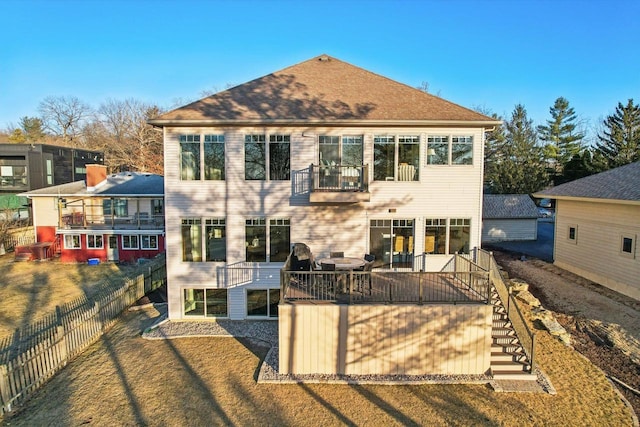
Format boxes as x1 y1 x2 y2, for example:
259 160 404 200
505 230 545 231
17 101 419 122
537 97 584 183
485 105 548 194
595 99 640 170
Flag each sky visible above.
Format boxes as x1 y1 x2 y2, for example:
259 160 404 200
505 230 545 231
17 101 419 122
1 0 639 142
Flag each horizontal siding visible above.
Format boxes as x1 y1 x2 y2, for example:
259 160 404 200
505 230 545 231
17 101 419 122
279 303 492 375
482 219 537 242
555 200 640 299
164 126 486 317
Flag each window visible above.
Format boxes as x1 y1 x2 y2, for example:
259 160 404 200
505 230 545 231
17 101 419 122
0 165 27 187
270 218 290 262
269 134 290 180
180 134 201 180
182 218 202 261
374 135 419 181
205 218 226 262
568 225 577 244
369 219 414 268
319 135 363 166
247 289 279 317
87 234 103 249
449 218 471 254
245 134 266 180
204 134 225 180
245 218 289 262
122 235 139 249
152 199 164 215
621 235 635 258
46 159 53 185
64 234 81 249
103 198 128 217
425 219 447 254
141 235 158 250
427 136 449 165
246 218 266 262
452 136 473 165
184 288 227 317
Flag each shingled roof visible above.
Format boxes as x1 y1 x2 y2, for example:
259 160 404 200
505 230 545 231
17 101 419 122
22 172 164 197
483 194 539 219
534 161 640 203
150 54 498 126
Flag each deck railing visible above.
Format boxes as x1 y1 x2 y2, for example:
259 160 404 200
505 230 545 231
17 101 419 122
310 164 369 193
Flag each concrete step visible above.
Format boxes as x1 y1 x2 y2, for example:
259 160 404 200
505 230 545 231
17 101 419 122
491 370 538 381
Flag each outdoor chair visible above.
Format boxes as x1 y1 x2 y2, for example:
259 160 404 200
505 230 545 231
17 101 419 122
364 253 375 262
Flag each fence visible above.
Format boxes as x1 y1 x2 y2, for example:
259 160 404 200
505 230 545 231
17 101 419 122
0 255 166 415
0 226 35 253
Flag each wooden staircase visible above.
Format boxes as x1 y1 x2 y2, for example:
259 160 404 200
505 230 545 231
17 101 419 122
490 287 537 381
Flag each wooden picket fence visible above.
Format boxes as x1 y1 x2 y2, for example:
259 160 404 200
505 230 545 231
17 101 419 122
0 255 166 415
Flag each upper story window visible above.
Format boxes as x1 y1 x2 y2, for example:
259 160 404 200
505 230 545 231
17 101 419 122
373 135 419 181
180 134 226 181
245 134 266 180
103 198 128 217
427 135 474 165
205 218 226 262
244 134 290 181
204 134 225 180
269 134 290 180
245 217 290 262
182 218 202 262
180 134 201 180
319 135 363 166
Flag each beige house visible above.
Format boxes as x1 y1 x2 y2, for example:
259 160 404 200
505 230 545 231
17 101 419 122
534 162 640 300
150 55 538 378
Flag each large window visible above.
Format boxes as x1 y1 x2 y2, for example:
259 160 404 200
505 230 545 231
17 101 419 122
245 217 290 262
103 198 128 217
269 134 290 180
369 219 414 269
425 218 447 254
245 134 266 180
182 218 202 261
449 218 471 254
319 135 363 166
87 234 104 249
122 235 139 249
247 289 279 317
373 135 419 181
0 165 27 187
427 135 474 165
64 234 81 249
180 134 201 180
184 288 228 317
205 218 226 262
141 235 158 250
204 134 225 180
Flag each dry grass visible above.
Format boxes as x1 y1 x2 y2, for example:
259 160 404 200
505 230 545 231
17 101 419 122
1 305 634 426
0 254 141 339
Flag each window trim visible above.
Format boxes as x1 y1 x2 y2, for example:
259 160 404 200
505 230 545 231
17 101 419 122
140 234 158 250
620 234 636 259
373 134 420 182
246 288 280 318
427 134 474 166
63 234 81 250
87 234 104 249
121 234 139 250
567 225 578 244
183 288 229 318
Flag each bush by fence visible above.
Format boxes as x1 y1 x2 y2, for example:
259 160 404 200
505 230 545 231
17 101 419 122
0 255 166 414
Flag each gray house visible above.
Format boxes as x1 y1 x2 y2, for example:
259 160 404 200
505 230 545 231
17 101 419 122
482 194 539 243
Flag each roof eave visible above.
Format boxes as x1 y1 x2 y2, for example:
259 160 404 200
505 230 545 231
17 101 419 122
147 118 501 129
532 193 640 206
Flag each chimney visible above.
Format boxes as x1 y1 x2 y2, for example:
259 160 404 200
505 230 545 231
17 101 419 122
86 164 107 191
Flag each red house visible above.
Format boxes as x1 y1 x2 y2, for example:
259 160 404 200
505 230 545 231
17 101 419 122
21 164 164 263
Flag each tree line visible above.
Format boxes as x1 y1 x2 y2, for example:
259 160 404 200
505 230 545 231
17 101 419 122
483 97 640 194
2 95 639 191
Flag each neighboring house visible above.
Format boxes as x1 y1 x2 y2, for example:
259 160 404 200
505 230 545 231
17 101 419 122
21 164 165 263
482 194 539 243
534 162 640 301
149 54 512 376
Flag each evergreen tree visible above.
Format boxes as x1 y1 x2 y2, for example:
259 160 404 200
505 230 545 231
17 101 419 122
537 97 584 183
19 116 45 142
485 105 548 194
595 99 640 170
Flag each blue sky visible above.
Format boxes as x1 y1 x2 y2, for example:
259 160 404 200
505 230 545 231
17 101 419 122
2 0 639 142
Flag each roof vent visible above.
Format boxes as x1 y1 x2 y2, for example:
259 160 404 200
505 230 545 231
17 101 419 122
318 55 330 62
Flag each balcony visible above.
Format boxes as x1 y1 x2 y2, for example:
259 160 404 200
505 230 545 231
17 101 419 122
309 164 370 203
60 211 164 230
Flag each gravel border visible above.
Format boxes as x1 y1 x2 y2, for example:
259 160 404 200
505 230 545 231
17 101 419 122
142 310 552 391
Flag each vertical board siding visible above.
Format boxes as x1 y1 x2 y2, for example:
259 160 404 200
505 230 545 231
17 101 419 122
165 126 485 319
279 303 492 375
555 200 640 300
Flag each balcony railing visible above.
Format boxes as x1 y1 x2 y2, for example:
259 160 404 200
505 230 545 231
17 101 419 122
309 164 370 203
60 212 165 230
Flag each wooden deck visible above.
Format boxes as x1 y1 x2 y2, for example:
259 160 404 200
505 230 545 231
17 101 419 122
282 270 489 304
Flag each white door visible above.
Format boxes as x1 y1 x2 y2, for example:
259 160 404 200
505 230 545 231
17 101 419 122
107 235 119 262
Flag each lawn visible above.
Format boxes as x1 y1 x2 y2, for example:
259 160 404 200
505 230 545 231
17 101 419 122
0 254 142 339
1 305 634 426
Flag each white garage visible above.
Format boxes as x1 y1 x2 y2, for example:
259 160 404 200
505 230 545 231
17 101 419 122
482 194 539 243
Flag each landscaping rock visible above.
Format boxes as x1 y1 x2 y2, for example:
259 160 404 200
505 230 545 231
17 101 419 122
509 279 529 293
515 289 541 307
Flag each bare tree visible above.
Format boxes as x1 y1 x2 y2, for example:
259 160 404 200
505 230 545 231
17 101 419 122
38 96 93 144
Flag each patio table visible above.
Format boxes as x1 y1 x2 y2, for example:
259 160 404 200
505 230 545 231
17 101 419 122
316 256 365 270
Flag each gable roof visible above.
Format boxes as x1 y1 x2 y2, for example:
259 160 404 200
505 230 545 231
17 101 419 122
534 162 640 204
21 172 164 197
149 54 499 127
483 194 538 219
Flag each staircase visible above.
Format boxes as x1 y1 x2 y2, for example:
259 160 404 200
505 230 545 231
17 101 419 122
490 287 537 381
